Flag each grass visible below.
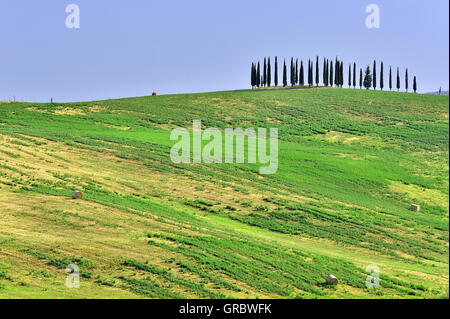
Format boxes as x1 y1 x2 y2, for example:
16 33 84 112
0 87 448 299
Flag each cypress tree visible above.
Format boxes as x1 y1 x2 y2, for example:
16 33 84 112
263 57 267 87
330 60 334 87
334 57 339 87
315 56 319 87
267 57 271 87
348 64 351 87
275 57 279 87
252 63 256 88
353 63 356 88
283 60 287 87
307 60 311 86
359 68 363 89
413 76 417 93
396 67 400 91
323 58 327 86
405 68 409 92
256 62 261 88
340 62 344 87
363 65 372 89
300 61 304 86
389 67 392 91
290 57 295 86
295 59 299 85
380 62 384 91
373 60 377 90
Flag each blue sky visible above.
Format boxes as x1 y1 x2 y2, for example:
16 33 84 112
0 0 448 102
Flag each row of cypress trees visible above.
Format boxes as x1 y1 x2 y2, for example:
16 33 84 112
251 57 417 93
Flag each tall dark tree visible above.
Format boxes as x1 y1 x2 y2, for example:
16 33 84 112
413 76 417 93
340 61 344 87
389 66 392 91
405 68 409 92
396 67 400 91
251 63 255 88
307 60 311 86
263 57 267 87
363 65 372 89
323 58 327 86
256 62 261 88
334 57 339 87
359 68 363 89
290 57 295 86
373 60 377 90
315 56 319 87
353 63 356 88
267 57 271 87
283 60 287 87
300 61 304 86
295 59 299 85
330 60 334 87
348 64 351 87
274 57 278 87
380 62 384 91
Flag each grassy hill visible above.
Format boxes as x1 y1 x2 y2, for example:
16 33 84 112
0 88 448 299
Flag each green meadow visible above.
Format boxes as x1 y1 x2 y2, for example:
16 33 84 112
0 88 448 298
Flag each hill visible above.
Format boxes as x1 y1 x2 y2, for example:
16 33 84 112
0 88 448 299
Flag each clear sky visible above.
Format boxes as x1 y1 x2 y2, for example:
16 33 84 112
0 0 448 102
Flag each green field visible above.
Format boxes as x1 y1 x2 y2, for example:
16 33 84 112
0 88 448 299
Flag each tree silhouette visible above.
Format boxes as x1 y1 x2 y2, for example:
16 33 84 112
373 60 377 90
363 65 372 89
330 60 334 87
274 57 278 87
359 68 363 89
353 63 356 88
300 61 304 86
405 68 409 92
315 56 319 87
251 63 255 88
413 76 417 93
263 57 267 87
283 60 287 87
267 57 271 87
380 62 384 91
348 64 351 87
396 67 400 91
389 66 392 91
257 62 261 88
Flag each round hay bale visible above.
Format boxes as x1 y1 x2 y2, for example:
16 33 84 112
326 275 338 285
72 191 83 200
410 204 420 212
152 92 158 96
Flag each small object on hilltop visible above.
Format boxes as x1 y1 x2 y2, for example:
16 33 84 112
72 190 83 200
152 92 158 96
326 275 338 285
410 204 420 212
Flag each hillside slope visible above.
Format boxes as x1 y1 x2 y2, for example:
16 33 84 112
0 88 448 298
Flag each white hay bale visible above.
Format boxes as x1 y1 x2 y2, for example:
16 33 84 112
72 191 83 200
326 275 338 285
410 204 420 212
